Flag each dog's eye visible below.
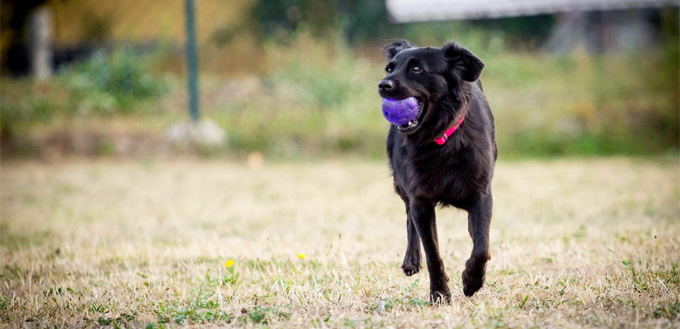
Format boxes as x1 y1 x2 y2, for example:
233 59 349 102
412 66 422 73
385 67 393 73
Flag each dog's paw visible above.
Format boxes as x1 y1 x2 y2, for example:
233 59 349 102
430 285 452 305
462 256 487 297
401 262 421 276
401 252 422 276
462 268 485 297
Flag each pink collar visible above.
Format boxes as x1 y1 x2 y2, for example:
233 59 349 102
434 113 466 145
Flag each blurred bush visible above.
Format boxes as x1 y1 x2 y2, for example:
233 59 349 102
59 49 168 114
201 28 678 159
485 50 679 157
1 48 168 138
208 31 387 158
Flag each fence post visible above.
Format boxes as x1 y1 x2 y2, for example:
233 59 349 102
185 0 200 122
28 5 53 81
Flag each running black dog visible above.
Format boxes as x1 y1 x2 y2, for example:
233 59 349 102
378 40 497 303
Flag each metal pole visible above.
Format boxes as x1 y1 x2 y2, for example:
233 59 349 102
185 0 200 122
29 5 53 81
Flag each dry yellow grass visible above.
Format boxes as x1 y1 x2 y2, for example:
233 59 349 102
1 157 678 328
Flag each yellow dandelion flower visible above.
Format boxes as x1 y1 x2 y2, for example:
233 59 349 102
297 253 306 259
224 260 234 267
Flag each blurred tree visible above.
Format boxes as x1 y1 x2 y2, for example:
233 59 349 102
339 0 402 43
470 15 554 49
250 0 398 42
251 0 302 36
1 0 49 76
247 0 556 48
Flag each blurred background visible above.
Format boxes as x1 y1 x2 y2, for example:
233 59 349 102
1 0 678 160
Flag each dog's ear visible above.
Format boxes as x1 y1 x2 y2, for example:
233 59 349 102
384 39 416 60
443 42 484 82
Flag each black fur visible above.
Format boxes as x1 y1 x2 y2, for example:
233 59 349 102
379 39 497 303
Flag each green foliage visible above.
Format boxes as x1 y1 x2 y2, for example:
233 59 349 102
93 309 137 327
215 31 387 159
222 266 240 285
248 0 553 48
0 296 8 312
58 48 168 114
2 25 678 159
211 30 678 159
369 279 430 313
148 272 235 326
263 33 359 108
653 301 680 320
250 0 395 43
0 48 168 140
242 306 291 325
483 49 679 157
152 297 230 326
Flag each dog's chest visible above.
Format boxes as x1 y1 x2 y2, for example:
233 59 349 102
396 150 476 202
415 163 468 199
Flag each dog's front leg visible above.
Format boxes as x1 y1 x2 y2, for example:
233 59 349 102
462 192 492 297
397 187 422 276
402 207 422 276
410 200 450 304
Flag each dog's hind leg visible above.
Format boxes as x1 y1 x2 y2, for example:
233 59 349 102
410 200 451 304
462 192 492 297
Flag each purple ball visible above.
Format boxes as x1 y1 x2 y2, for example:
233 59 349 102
382 97 419 126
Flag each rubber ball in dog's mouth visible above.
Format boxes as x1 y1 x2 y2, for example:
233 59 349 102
381 97 421 128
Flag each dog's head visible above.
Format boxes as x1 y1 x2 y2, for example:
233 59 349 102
378 39 484 140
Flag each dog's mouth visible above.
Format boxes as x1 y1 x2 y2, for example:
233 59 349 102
397 97 425 132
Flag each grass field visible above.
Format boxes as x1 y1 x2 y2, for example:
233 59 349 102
1 157 679 328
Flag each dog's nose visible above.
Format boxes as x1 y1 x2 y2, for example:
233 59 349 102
379 79 395 92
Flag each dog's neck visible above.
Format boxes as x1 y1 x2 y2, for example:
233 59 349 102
432 82 471 145
434 111 466 145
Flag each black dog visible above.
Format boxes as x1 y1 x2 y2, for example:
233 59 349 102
378 40 497 303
